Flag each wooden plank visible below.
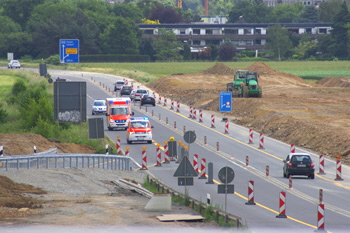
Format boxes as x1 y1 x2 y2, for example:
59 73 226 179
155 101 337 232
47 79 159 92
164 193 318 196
157 214 205 222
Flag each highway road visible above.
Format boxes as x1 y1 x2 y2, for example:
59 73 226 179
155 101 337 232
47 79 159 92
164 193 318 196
49 69 350 232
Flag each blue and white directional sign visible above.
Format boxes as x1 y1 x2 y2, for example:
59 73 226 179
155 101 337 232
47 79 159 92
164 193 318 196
219 91 232 112
59 39 79 63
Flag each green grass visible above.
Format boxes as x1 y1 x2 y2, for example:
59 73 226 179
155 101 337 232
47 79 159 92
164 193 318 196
0 74 19 99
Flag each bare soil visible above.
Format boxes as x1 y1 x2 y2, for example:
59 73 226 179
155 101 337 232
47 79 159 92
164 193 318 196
0 62 349 226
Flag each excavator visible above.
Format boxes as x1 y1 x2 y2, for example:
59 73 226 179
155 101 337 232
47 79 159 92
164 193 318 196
226 70 262 98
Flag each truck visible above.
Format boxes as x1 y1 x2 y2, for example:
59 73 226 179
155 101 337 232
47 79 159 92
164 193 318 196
106 97 134 130
226 70 262 98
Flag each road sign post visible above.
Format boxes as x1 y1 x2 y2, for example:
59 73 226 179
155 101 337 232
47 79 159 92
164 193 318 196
218 166 235 223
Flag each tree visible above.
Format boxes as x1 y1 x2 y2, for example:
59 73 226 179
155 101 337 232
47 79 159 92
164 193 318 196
299 6 319 23
150 5 182 23
266 25 293 61
0 16 21 34
153 28 182 61
139 40 156 61
112 3 143 23
183 43 192 60
331 1 350 59
100 17 141 54
218 42 236 61
267 3 304 23
0 32 33 58
319 0 343 23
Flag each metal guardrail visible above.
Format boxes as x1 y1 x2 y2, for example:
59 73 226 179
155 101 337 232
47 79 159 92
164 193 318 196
0 153 131 171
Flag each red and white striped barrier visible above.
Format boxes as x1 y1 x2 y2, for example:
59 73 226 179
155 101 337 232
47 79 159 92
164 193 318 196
131 82 134 89
211 115 215 128
276 191 287 218
189 106 193 118
319 154 325 174
170 99 174 110
193 154 199 173
266 165 269 177
248 129 253 144
141 147 147 170
163 96 167 106
245 180 256 205
116 136 122 155
176 102 180 112
216 142 219 151
258 133 265 149
199 158 207 179
174 121 176 129
290 144 295 153
224 120 229 134
319 189 323 204
289 176 293 189
193 108 197 119
163 142 169 164
317 204 325 230
156 146 162 167
199 110 203 122
335 157 344 181
158 96 162 104
246 156 249 166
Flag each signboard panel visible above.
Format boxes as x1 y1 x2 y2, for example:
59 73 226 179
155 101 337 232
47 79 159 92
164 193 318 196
54 81 86 122
88 118 104 139
59 39 79 63
219 92 232 112
218 184 235 194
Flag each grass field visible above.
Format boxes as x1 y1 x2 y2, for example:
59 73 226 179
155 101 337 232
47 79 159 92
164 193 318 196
72 61 350 80
0 74 17 99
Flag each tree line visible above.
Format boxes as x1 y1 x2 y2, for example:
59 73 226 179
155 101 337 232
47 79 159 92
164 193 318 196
0 0 349 61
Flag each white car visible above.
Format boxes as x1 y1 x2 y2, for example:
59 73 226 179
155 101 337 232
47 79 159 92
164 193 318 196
92 99 106 115
130 90 137 100
8 60 21 69
133 89 148 101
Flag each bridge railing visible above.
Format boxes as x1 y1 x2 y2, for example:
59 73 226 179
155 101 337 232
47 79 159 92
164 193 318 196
0 153 131 171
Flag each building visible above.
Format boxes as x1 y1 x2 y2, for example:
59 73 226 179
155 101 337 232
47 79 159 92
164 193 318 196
139 23 332 52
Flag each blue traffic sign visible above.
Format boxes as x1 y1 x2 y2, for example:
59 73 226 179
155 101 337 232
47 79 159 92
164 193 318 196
59 39 79 63
219 91 232 112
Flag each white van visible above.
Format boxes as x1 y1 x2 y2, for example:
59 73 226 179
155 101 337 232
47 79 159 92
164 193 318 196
114 80 125 91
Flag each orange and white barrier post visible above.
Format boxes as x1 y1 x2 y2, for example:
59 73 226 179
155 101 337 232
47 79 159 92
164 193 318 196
211 115 215 128
245 180 256 205
193 108 197 119
259 133 265 149
224 120 229 134
156 145 162 167
319 154 325 174
163 141 169 164
176 101 180 112
335 155 344 181
116 135 122 155
125 146 130 157
289 176 293 189
248 129 253 144
290 144 295 153
199 158 206 179
189 106 193 118
317 204 325 230
276 191 287 218
246 156 249 166
193 154 199 173
199 110 203 122
141 146 147 170
158 96 162 104
163 96 167 106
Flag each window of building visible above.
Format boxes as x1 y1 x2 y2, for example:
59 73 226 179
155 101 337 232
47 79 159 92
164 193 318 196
256 39 261 45
144 30 153 35
206 40 220 45
193 29 200 35
306 28 312 34
224 29 238 35
319 28 327 34
193 40 201 45
206 29 213 35
244 29 252 35
256 29 261 34
180 29 186 35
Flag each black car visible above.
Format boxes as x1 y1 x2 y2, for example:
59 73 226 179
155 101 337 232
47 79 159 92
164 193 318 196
140 94 155 106
120 85 133 96
283 153 315 179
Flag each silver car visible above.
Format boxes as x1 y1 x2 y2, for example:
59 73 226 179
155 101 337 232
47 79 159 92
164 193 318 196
8 60 21 69
92 99 106 115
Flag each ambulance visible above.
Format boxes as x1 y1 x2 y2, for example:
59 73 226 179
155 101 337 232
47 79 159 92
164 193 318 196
106 97 134 130
126 117 153 144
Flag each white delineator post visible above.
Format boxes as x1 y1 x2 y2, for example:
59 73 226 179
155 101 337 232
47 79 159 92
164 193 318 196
276 191 287 218
199 158 207 179
290 144 295 153
245 180 256 205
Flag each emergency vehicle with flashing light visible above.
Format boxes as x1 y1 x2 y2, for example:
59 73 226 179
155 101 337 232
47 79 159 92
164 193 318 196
106 97 134 130
126 117 153 144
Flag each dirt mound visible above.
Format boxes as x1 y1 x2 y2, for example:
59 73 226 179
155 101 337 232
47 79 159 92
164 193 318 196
316 77 350 87
0 133 95 155
0 175 45 210
247 62 277 75
202 63 236 75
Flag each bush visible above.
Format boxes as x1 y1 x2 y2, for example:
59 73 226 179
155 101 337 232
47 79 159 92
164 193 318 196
45 55 61 65
0 103 8 124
